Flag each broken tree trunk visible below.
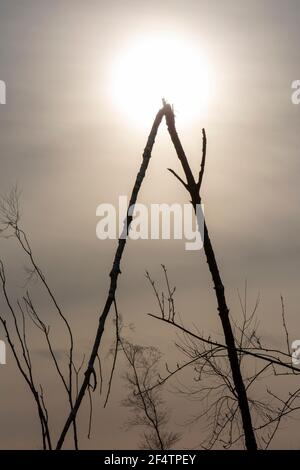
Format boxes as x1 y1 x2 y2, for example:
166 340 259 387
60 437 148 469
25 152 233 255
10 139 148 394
163 101 257 451
56 108 165 449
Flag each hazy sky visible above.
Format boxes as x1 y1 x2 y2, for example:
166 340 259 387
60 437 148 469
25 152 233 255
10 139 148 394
0 0 300 449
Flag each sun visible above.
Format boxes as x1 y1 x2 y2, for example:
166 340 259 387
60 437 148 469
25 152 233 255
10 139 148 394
110 34 213 128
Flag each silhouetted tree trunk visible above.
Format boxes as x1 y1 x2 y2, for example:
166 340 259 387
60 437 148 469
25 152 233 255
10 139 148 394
163 102 257 451
56 108 165 449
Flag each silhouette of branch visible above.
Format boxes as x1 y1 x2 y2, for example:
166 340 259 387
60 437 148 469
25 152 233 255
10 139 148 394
96 354 103 396
120 339 181 450
197 129 207 191
167 168 188 190
0 260 52 449
0 189 79 448
72 354 86 400
56 106 165 449
87 385 93 439
148 313 299 373
280 295 291 357
146 267 300 448
103 298 121 408
162 101 257 450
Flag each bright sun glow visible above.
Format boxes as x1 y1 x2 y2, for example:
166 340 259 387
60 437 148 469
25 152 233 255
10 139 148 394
111 34 213 127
